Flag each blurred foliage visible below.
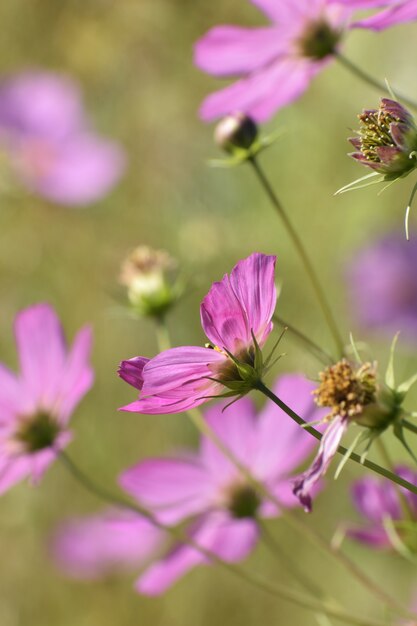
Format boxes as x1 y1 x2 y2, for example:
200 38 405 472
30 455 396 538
1 1 417 625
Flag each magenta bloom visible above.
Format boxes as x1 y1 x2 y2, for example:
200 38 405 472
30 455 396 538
52 511 164 580
346 466 417 548
119 253 277 414
0 303 93 493
0 71 125 206
347 233 417 341
53 375 323 593
195 0 417 122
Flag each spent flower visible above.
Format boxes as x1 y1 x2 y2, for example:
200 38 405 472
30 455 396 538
118 253 277 414
0 304 93 493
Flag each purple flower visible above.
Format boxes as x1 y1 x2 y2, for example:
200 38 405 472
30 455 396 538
0 303 93 493
194 1 417 122
347 233 417 340
0 71 126 206
52 510 164 580
346 466 417 548
53 375 323 593
118 253 277 414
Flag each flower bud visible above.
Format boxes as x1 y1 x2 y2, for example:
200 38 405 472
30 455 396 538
349 98 417 179
214 113 258 153
119 246 179 319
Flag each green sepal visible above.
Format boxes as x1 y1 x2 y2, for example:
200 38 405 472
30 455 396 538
208 130 282 169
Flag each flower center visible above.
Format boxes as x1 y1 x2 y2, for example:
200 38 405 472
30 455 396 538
227 484 261 519
313 359 377 421
298 20 340 60
357 110 401 164
16 412 61 453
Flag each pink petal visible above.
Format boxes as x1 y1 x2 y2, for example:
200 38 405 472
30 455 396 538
15 303 67 412
200 396 258 483
351 477 401 523
250 0 323 22
119 457 215 524
52 510 163 579
200 56 317 123
0 364 21 422
20 132 126 207
194 26 289 77
118 356 149 390
0 456 31 494
136 512 258 596
345 526 391 548
253 374 327 479
353 0 417 30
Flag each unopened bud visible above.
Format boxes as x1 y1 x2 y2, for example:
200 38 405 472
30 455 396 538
214 113 258 153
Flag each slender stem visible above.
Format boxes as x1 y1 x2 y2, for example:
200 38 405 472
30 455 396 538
257 380 417 498
59 451 387 626
403 419 417 435
154 316 171 352
273 313 333 365
249 156 344 358
335 53 417 112
376 439 415 521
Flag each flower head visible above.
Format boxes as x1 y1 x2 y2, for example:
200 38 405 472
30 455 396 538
214 113 258 153
0 304 93 493
194 1 417 122
119 246 179 318
349 99 417 178
118 253 277 414
53 375 324 593
347 232 417 341
0 71 125 206
346 466 417 550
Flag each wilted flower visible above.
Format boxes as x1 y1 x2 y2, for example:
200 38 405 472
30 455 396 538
194 1 417 122
53 376 323 593
119 246 179 318
346 466 417 550
0 304 93 493
347 233 417 340
0 71 125 206
293 358 398 512
118 253 277 414
349 99 417 179
52 510 164 580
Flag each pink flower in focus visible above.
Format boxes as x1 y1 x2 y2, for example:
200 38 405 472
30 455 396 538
194 0 417 122
53 375 323 593
0 303 93 493
118 253 277 414
0 72 126 206
52 510 164 580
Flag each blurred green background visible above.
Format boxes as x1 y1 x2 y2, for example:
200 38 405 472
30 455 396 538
0 1 417 624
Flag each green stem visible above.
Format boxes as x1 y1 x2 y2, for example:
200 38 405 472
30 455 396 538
59 451 387 626
403 419 417 435
154 316 171 352
273 313 333 365
256 381 417 498
249 156 344 359
376 439 415 521
335 53 417 112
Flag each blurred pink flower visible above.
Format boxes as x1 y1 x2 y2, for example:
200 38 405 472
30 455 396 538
118 253 277 414
53 375 323 593
0 303 93 493
194 0 417 122
0 71 126 206
52 510 164 580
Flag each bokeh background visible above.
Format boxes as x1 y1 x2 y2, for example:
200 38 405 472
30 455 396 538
1 1 417 624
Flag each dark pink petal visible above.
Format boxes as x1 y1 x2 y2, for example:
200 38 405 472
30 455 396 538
141 346 226 396
293 416 348 512
52 510 163 579
118 357 149 390
136 512 258 596
345 526 391 548
200 396 258 483
390 122 410 149
15 303 67 412
56 326 94 423
352 1 417 30
119 457 215 524
194 26 289 77
18 132 126 207
253 375 327 479
200 57 318 122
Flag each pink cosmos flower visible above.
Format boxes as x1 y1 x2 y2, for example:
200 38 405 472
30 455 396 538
194 0 417 122
53 375 324 593
0 71 125 206
346 466 417 549
0 303 93 493
118 253 277 415
52 510 164 580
